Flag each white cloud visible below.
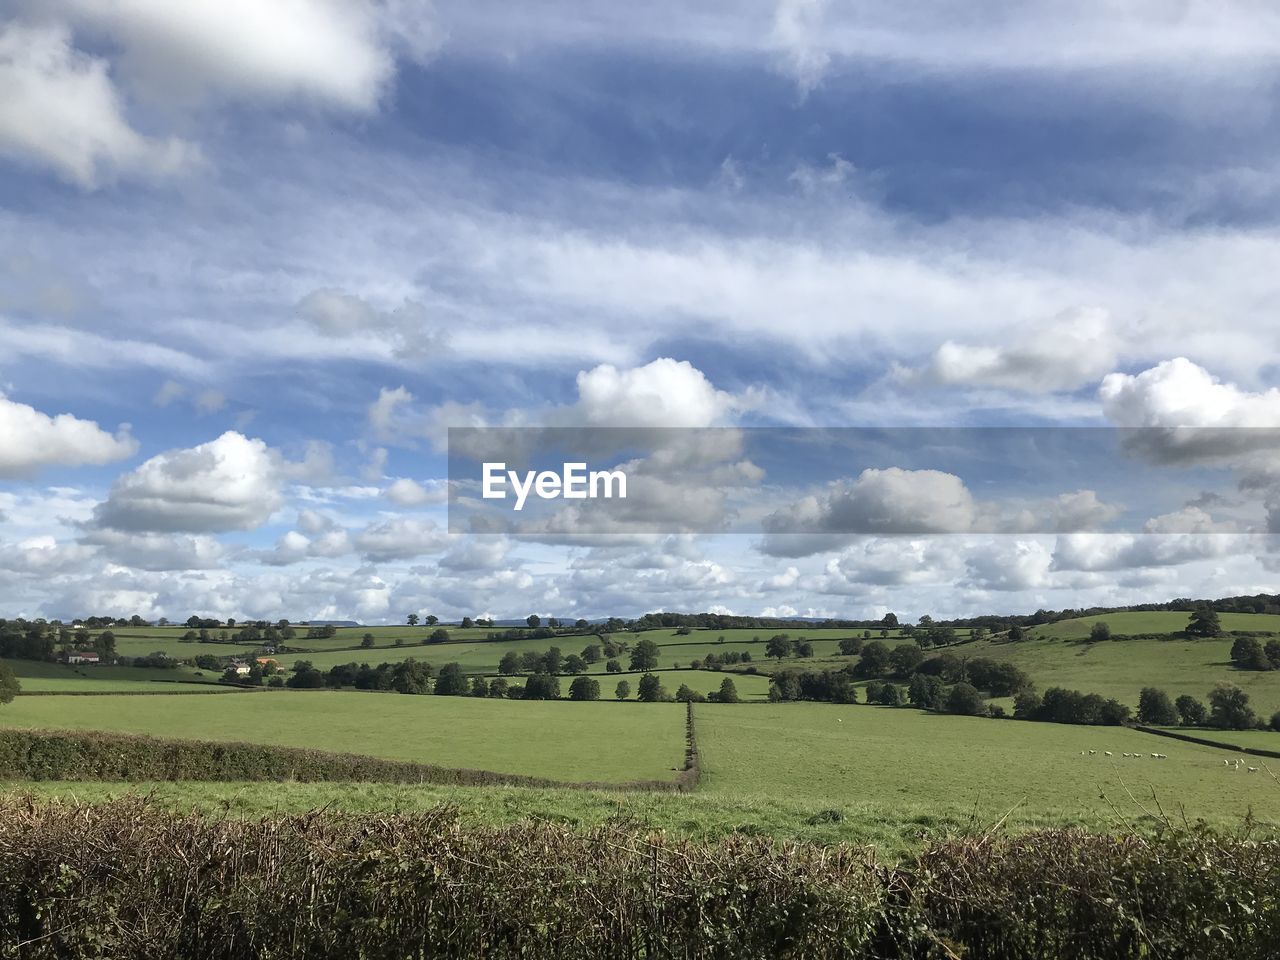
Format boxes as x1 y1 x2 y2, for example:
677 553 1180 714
296 288 443 359
0 393 137 476
769 0 830 94
573 358 742 428
81 528 226 571
384 477 447 506
92 431 284 532
1051 531 1244 572
904 308 1119 394
52 0 395 111
0 21 197 188
353 516 448 562
1102 357 1280 431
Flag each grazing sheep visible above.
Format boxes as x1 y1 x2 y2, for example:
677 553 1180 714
1224 759 1231 766
1104 751 1113 757
1088 750 1096 755
1248 767 1260 773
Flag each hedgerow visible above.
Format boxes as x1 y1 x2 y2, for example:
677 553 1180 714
0 799 1275 959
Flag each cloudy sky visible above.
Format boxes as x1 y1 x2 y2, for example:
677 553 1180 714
3 1 1280 623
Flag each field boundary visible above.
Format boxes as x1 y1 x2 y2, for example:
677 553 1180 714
677 702 701 790
0 728 697 793
1133 725 1280 760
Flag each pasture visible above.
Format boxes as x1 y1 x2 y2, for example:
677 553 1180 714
959 632 1280 715
0 692 686 783
3 659 221 692
1028 610 1280 640
695 703 1280 832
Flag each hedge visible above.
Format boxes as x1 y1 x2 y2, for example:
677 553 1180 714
0 799 1275 958
0 728 684 792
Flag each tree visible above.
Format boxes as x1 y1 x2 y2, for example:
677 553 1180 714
523 673 560 700
425 615 439 626
407 614 419 626
569 676 601 701
1175 694 1207 727
1208 682 1256 730
427 628 450 644
489 677 508 698
434 662 469 696
889 641 924 676
360 633 375 648
581 644 601 663
838 637 863 656
711 677 740 703
944 682 986 716
855 641 892 677
629 638 660 672
0 663 20 705
765 634 792 659
1089 621 1112 643
793 639 815 658
563 654 587 675
1271 711 1280 733
498 652 520 676
676 684 706 703
1137 687 1179 725
94 630 116 660
542 647 563 675
1007 624 1025 641
1187 607 1222 637
470 676 490 697
605 659 621 673
526 614 542 628
908 673 944 710
286 667 325 689
637 673 667 702
390 659 433 695
615 680 631 700
460 617 474 629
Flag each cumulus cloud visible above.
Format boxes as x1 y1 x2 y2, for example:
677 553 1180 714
0 21 198 188
1102 357 1280 430
0 393 137 476
80 528 226 571
383 477 447 507
353 516 449 562
903 308 1119 393
1051 531 1245 573
573 358 741 428
92 431 284 532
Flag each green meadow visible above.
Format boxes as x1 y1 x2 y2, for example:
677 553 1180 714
0 692 686 783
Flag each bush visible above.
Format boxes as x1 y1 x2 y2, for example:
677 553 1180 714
943 682 986 716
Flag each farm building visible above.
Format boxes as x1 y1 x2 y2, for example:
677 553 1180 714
62 652 100 665
228 661 252 676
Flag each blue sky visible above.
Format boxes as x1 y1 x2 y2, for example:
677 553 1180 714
3 1 1280 623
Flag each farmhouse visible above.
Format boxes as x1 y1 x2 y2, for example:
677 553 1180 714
228 661 252 676
62 651 100 665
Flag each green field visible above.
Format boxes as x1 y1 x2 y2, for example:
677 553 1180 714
0 693 685 783
1029 611 1280 641
696 703 1280 831
959 632 1280 715
3 659 224 693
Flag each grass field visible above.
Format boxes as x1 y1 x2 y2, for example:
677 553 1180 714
4 659 223 692
1028 611 1280 640
696 703 1280 832
958 632 1280 715
0 693 686 783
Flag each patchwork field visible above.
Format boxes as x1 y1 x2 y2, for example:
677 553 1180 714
0 693 686 783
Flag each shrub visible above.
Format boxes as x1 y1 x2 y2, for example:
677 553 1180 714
943 682 986 716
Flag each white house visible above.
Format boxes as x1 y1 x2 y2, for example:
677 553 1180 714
64 651 100 665
228 661 252 676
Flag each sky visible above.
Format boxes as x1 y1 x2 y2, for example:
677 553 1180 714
3 0 1280 623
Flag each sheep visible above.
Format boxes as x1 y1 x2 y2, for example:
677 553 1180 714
1088 750 1096 755
1248 767 1260 773
1104 751 1113 757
